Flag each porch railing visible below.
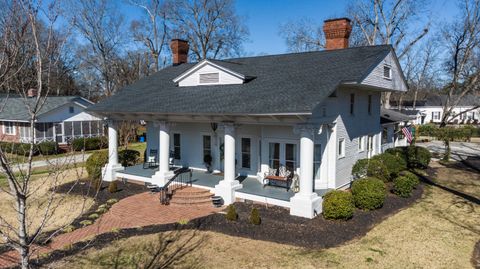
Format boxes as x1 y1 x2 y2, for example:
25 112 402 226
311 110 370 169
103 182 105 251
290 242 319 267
159 168 193 205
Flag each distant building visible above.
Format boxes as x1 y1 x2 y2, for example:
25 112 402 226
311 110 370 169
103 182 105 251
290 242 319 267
0 90 104 145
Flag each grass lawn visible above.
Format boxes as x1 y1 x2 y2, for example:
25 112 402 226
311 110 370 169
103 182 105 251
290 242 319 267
49 160 480 269
0 168 95 243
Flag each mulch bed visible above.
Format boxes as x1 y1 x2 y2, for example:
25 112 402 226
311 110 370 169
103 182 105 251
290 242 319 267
195 183 424 249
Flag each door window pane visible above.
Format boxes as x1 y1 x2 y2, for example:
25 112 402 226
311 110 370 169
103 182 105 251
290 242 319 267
203 135 211 158
314 144 321 180
285 143 296 172
269 143 280 170
173 133 181 159
241 138 251 169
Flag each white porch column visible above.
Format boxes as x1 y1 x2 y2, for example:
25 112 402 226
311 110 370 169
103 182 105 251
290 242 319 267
290 125 322 219
152 121 174 186
215 122 242 204
102 120 123 182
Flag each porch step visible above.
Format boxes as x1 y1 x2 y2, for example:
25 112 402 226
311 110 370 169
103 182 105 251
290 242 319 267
169 187 214 206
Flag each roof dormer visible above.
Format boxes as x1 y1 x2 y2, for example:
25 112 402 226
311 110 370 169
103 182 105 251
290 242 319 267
173 59 246 87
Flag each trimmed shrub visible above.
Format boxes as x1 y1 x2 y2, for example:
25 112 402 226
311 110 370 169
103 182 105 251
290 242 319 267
366 159 389 182
351 177 386 210
352 159 369 179
72 137 107 151
225 205 238 221
393 176 415 198
119 149 140 167
86 151 108 188
322 190 355 220
372 153 407 180
385 146 431 169
106 198 118 205
62 225 76 233
37 141 59 155
108 181 118 193
95 207 108 214
249 208 261 225
79 220 93 227
399 170 420 188
88 213 100 219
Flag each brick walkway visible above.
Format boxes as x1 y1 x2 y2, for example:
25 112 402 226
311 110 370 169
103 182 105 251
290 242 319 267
0 189 220 268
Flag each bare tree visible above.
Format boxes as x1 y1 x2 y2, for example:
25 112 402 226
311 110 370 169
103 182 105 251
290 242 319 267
67 0 125 96
129 0 170 72
0 2 90 268
169 0 248 60
279 18 324 52
439 0 480 127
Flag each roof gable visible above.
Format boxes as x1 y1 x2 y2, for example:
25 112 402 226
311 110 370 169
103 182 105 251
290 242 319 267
173 60 246 86
360 51 408 92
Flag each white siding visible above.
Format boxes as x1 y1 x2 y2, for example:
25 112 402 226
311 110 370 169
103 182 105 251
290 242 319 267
327 88 382 188
178 63 244 86
37 103 102 123
361 52 408 92
413 106 480 124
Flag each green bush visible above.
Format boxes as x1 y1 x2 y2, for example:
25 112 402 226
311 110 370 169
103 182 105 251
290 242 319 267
352 159 369 179
86 151 108 185
322 190 355 220
385 146 431 169
393 176 415 198
249 208 261 225
62 225 76 233
72 137 107 151
352 158 389 182
366 159 389 182
225 205 238 221
88 213 100 219
351 177 386 210
79 220 93 227
37 141 59 155
399 170 420 188
106 198 118 205
119 149 140 167
108 181 118 193
372 153 407 180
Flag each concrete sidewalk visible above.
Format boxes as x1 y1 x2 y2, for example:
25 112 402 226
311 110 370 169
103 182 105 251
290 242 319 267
7 153 92 172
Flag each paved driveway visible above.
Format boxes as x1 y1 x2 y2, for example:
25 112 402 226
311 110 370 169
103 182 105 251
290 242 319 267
418 141 480 161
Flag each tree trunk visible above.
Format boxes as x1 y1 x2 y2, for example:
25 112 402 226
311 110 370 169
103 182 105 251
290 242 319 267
17 197 29 269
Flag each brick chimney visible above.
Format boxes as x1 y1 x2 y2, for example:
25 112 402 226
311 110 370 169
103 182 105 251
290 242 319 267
170 39 189 65
27 88 37 97
323 18 352 50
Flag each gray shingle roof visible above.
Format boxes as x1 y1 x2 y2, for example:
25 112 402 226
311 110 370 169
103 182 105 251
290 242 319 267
424 94 480 107
0 95 91 121
89 45 393 115
380 108 414 124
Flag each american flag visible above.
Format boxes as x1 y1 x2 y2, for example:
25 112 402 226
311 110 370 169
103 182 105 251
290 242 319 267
402 126 413 143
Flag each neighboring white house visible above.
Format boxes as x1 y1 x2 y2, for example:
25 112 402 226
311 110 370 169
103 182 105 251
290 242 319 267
393 95 480 125
0 90 104 145
88 18 408 218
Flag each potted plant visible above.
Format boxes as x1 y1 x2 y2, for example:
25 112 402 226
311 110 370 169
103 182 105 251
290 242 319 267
204 154 213 173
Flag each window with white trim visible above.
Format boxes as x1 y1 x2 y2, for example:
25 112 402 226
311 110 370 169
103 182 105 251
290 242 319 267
432 111 441 121
199 73 219 84
338 138 345 158
69 106 74 113
285 143 297 172
269 142 280 170
383 65 392 79
358 136 365 152
203 135 211 159
3 122 15 135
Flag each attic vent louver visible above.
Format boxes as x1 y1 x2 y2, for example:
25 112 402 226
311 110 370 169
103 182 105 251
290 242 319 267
199 73 219 84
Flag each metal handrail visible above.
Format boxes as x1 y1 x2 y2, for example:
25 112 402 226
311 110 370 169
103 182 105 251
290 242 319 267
159 168 193 204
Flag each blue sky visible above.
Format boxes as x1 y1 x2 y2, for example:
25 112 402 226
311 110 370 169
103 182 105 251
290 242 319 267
119 0 459 56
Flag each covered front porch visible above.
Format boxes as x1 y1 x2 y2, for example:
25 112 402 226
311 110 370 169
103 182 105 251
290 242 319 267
101 113 337 218
116 164 330 208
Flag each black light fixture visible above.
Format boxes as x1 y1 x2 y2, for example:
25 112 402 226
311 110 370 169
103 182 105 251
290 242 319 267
210 122 218 132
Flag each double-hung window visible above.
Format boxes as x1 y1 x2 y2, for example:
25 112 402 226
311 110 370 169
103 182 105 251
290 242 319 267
368 95 372 115
3 122 15 135
350 94 355 115
338 138 345 158
268 143 280 170
358 136 365 152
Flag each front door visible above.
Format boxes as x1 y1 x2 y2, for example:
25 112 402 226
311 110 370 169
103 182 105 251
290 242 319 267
54 123 63 144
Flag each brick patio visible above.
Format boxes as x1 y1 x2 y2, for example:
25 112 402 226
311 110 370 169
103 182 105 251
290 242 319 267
0 189 221 268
